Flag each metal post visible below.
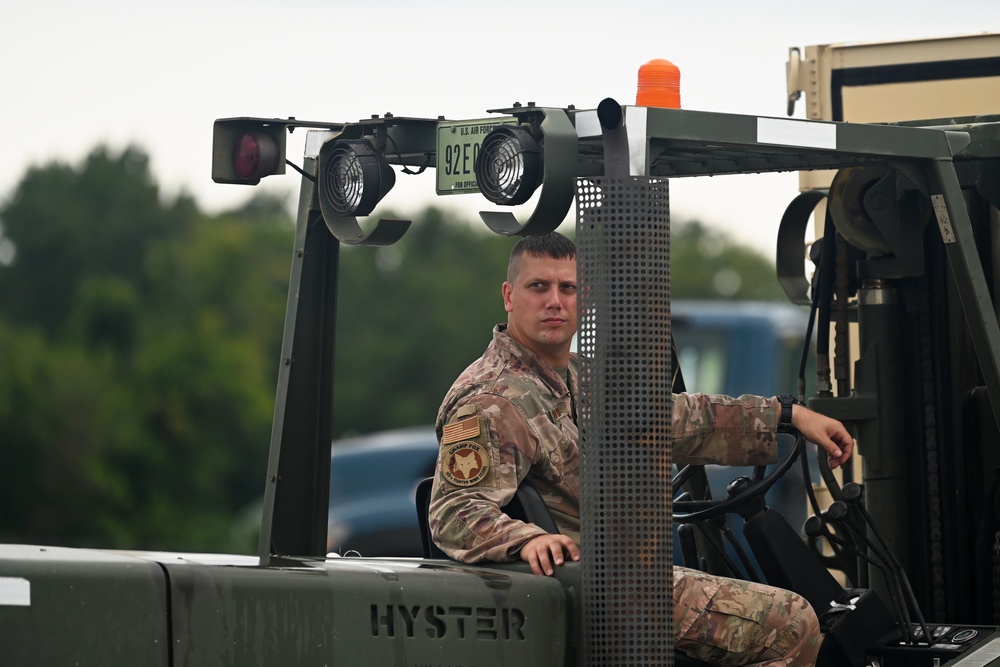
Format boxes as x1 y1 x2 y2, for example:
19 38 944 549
258 157 340 562
578 174 673 665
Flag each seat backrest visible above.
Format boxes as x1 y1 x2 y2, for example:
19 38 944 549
415 477 448 558
416 477 560 559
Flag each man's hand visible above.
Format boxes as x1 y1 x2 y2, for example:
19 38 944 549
520 534 580 576
791 404 854 469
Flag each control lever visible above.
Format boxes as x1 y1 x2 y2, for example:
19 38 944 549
805 510 911 642
810 484 931 645
839 483 931 645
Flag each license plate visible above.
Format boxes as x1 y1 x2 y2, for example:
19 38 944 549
436 117 518 195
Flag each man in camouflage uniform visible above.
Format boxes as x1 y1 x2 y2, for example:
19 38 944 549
428 232 854 667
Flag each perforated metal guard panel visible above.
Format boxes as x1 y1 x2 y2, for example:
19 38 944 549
577 176 673 665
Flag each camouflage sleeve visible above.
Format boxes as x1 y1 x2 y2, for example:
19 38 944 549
428 396 549 563
673 393 780 466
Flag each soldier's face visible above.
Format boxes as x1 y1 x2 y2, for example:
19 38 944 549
502 253 577 367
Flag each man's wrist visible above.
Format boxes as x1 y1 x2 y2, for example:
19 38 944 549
777 394 801 433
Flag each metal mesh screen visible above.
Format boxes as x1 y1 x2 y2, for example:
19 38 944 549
577 176 673 665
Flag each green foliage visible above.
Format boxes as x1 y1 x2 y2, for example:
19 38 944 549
0 146 198 335
0 322 143 546
333 208 513 437
672 220 785 301
0 147 291 553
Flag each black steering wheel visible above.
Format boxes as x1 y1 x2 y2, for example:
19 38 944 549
672 433 805 524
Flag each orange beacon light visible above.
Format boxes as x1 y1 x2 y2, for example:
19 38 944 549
636 58 681 109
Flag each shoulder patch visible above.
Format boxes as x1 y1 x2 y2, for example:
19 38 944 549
442 415 481 445
441 441 491 487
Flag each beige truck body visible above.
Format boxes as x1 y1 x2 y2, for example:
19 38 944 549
788 33 1000 190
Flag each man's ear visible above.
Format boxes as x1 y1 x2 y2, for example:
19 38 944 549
502 281 514 313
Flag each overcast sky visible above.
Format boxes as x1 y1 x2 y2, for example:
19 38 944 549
3 1 997 257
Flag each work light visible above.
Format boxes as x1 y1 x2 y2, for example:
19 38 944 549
475 125 542 206
319 139 396 217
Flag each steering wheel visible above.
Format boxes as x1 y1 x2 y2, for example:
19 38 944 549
672 433 805 524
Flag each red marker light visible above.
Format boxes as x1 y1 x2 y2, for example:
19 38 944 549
233 132 280 181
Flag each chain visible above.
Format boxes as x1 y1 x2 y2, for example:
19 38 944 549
917 276 947 620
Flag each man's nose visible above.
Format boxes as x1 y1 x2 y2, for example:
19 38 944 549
545 289 565 309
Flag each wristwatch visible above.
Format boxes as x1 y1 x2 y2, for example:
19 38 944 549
777 394 800 434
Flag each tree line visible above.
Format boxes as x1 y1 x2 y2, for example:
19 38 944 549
0 145 785 553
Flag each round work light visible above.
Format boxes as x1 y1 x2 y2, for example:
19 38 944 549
319 139 396 217
475 125 542 206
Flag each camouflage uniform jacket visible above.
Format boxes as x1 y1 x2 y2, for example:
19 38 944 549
429 324 781 564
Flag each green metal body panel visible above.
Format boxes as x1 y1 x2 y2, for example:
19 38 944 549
0 545 572 666
0 545 169 666
164 558 570 666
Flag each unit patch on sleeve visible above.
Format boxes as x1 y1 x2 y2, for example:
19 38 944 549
441 441 491 487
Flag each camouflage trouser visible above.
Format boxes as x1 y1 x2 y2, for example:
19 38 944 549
674 566 822 667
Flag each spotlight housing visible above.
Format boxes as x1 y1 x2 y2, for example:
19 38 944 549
319 139 396 217
475 125 542 206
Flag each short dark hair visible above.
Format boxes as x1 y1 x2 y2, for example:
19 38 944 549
507 232 576 282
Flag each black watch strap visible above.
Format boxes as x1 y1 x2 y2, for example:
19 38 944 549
777 394 799 433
